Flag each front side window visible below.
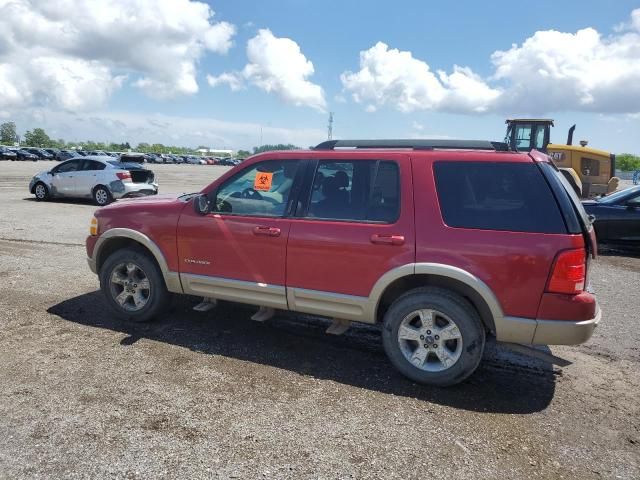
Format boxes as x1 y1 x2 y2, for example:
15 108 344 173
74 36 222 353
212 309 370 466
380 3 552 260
213 160 299 217
434 161 567 234
305 160 400 223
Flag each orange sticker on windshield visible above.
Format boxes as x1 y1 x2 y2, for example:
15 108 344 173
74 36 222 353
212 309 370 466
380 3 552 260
254 172 273 191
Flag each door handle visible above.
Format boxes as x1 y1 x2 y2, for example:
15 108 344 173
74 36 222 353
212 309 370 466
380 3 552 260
253 226 281 237
370 233 405 246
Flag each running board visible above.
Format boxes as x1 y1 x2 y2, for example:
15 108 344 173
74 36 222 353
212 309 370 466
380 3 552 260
251 307 275 322
499 342 572 367
193 298 217 312
326 319 351 336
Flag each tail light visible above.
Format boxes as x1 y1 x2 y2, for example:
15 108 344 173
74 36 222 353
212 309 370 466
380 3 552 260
116 171 131 181
547 249 586 294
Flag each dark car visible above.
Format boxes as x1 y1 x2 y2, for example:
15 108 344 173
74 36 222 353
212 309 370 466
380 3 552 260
44 148 60 157
56 150 80 161
23 148 53 160
0 146 18 160
15 149 39 161
583 186 640 246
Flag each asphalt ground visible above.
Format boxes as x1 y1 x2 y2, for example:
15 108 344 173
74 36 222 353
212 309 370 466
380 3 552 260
0 160 638 479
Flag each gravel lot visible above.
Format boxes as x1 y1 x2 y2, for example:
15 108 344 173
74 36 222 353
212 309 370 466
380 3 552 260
0 161 638 479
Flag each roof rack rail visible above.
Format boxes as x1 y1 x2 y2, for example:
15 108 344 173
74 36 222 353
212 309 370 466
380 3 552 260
314 139 511 151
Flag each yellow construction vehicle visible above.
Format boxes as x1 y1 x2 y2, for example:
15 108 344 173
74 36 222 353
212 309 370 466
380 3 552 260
504 119 618 197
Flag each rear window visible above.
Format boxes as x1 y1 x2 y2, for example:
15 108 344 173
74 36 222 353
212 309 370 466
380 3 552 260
434 161 567 234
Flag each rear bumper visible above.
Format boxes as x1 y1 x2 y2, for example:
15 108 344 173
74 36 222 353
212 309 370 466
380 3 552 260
496 305 601 345
110 181 158 199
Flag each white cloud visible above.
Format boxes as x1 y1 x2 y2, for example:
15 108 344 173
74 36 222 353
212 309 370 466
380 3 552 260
491 19 640 113
209 29 326 112
342 9 640 115
207 72 244 92
340 42 500 114
0 0 236 110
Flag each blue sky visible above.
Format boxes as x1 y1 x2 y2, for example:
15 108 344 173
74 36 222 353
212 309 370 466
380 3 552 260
1 0 640 152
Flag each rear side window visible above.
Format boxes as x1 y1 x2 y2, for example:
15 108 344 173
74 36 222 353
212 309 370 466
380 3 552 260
305 160 400 223
81 160 106 171
434 161 567 234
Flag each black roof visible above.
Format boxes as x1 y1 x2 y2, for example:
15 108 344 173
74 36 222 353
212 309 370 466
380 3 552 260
314 139 510 151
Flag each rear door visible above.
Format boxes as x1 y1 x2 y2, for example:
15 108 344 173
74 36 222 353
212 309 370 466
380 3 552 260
285 156 415 321
50 159 81 196
74 160 106 197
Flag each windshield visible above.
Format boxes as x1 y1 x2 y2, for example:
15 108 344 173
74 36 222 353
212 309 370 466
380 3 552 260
598 185 640 204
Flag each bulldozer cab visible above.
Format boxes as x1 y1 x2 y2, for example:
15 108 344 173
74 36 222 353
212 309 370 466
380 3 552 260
504 119 553 152
504 118 616 198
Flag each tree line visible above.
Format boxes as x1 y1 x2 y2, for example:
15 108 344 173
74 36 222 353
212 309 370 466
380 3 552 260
0 122 300 159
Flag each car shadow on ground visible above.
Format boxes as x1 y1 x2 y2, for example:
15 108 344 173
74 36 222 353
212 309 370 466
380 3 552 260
48 291 559 414
23 197 97 206
598 245 640 258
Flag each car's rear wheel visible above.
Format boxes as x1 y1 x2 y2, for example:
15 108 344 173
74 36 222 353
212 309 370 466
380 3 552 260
382 287 485 387
93 185 113 206
34 182 50 201
99 248 170 322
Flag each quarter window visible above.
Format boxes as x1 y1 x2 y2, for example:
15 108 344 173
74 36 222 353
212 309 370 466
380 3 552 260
213 160 300 217
305 160 400 223
434 161 567 233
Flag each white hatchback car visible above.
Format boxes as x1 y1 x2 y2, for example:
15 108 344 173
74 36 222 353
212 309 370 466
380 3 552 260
29 156 158 206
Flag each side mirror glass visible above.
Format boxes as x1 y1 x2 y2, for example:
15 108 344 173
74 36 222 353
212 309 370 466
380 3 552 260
193 194 211 215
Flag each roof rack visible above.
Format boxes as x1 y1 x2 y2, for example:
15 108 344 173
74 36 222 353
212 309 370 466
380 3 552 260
314 139 510 151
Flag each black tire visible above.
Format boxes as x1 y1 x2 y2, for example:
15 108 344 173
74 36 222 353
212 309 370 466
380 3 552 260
33 182 50 201
382 287 486 387
93 185 113 206
99 247 170 323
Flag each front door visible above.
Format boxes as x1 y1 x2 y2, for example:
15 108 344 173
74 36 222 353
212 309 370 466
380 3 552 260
608 192 640 244
177 159 302 309
50 159 81 196
285 157 415 322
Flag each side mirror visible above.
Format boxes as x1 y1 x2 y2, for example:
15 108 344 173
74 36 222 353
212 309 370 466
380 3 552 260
193 194 211 215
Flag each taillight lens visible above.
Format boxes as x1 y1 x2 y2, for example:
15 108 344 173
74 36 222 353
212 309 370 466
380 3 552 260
547 249 586 294
116 171 131 181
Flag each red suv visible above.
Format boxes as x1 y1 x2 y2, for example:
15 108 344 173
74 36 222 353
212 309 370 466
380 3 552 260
86 139 600 386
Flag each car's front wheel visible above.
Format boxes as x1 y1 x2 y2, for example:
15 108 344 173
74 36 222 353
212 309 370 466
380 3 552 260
99 248 170 322
93 185 113 206
382 287 486 387
33 182 50 201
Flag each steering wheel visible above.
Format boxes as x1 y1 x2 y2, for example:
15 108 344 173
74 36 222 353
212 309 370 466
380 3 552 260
241 188 263 200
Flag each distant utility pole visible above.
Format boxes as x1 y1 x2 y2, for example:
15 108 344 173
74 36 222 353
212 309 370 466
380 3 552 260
327 112 334 140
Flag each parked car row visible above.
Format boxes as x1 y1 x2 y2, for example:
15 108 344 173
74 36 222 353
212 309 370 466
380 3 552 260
1 145 243 165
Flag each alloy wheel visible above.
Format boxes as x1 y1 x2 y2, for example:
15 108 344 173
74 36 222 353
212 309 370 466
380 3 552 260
109 262 151 312
397 308 463 372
